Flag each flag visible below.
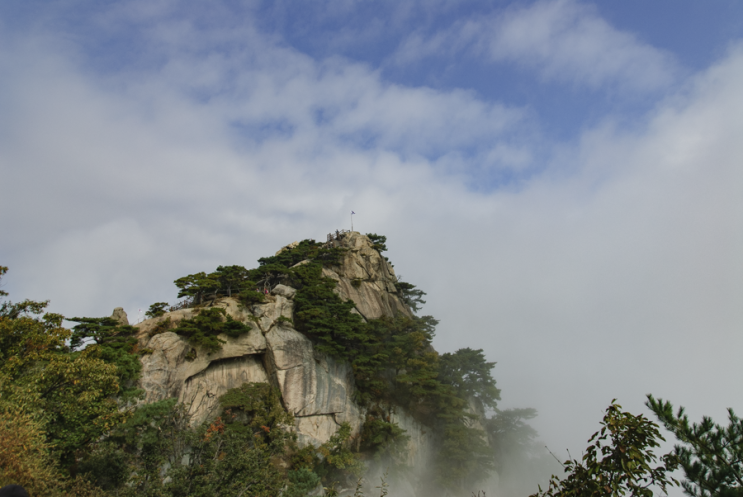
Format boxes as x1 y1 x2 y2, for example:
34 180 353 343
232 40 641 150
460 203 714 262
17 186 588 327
351 211 355 214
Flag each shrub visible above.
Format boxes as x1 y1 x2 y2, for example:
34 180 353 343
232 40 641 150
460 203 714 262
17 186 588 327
172 307 252 354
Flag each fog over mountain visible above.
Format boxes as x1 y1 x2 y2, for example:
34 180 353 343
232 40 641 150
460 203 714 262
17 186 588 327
1 2 742 492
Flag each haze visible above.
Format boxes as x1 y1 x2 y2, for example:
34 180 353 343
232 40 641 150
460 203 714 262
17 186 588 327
1 1 742 493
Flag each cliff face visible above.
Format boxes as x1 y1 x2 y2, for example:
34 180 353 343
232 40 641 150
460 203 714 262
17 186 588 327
135 232 433 465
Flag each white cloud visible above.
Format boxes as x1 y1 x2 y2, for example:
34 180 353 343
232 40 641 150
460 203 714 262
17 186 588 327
393 0 679 92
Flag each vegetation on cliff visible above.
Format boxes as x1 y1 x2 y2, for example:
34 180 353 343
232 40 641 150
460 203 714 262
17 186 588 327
3 231 737 497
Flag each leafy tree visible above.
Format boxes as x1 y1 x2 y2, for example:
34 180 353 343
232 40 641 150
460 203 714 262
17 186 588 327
353 315 439 405
532 401 678 497
315 422 365 486
0 312 125 469
438 348 501 409
434 418 495 492
487 408 539 471
486 408 560 497
360 406 410 464
0 274 126 471
174 266 264 308
78 398 181 493
80 385 298 497
218 382 295 452
165 417 286 497
145 302 170 318
213 265 252 297
68 316 142 399
1 296 50 320
174 271 220 305
0 407 59 495
172 307 253 354
284 468 322 497
647 395 743 497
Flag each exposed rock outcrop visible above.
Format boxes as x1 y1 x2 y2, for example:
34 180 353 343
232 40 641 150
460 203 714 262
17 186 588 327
135 232 433 470
111 307 129 326
323 232 412 320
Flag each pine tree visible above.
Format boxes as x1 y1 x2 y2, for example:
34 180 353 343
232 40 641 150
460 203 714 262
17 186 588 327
647 395 743 497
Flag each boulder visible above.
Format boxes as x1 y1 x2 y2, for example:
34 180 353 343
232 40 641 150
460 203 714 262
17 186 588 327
111 307 129 326
272 284 297 299
252 295 293 333
275 241 299 256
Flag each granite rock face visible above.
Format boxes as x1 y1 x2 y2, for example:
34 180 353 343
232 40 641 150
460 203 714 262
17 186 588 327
323 232 412 321
135 233 431 464
111 307 129 326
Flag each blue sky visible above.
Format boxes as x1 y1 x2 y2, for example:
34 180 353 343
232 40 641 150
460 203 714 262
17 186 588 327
1 1 743 491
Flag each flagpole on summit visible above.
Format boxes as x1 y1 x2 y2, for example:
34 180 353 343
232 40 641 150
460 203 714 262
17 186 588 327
351 211 355 231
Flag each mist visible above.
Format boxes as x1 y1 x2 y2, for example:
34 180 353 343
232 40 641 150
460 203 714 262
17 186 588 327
2 2 742 496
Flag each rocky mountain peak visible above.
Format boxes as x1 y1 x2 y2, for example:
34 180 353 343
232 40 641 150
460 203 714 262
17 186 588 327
323 231 412 321
133 232 423 453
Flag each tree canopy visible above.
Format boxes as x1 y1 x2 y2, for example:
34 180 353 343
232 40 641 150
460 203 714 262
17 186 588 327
648 395 743 497
533 401 678 497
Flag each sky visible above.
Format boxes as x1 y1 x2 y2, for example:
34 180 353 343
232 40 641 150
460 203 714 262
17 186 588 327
1 0 743 489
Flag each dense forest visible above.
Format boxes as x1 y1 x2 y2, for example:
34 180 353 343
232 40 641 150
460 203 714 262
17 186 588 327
1 236 742 497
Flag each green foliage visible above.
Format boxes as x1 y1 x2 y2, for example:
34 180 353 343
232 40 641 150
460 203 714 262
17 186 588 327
169 265 264 305
172 307 252 354
289 423 364 489
353 315 440 406
238 286 266 304
393 281 426 313
532 401 678 497
164 415 287 497
257 239 346 269
284 468 322 497
78 398 180 492
487 408 539 472
0 298 126 470
145 302 169 318
647 395 743 497
360 407 410 463
80 385 297 497
68 316 142 399
292 262 368 359
0 407 61 496
316 423 365 485
0 265 7 298
435 419 495 491
218 382 294 452
276 315 294 326
174 271 219 305
438 348 501 409
150 316 173 335
2 230 510 494
213 265 251 297
0 275 124 472
486 408 559 497
365 234 388 253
